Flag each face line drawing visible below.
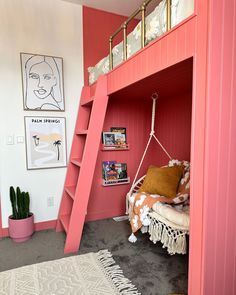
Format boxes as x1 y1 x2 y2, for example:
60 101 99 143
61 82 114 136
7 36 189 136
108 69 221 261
29 61 57 100
23 54 63 111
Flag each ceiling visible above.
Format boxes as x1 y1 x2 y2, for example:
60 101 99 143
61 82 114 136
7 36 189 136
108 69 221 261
62 0 159 17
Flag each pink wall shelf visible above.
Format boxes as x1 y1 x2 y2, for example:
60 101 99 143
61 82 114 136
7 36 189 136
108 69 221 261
102 177 130 186
101 144 130 151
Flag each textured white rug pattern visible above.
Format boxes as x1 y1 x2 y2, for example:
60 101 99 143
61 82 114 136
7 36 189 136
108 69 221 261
0 250 140 295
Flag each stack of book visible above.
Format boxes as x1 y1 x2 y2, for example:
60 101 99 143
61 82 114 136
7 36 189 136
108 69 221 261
102 161 129 185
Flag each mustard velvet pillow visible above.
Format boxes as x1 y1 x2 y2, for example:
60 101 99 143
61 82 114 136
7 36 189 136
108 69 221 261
139 165 184 198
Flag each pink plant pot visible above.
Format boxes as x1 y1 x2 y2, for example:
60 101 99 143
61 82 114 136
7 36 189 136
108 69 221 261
8 214 34 243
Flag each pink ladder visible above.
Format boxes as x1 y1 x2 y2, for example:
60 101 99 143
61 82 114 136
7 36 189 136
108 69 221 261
56 76 108 253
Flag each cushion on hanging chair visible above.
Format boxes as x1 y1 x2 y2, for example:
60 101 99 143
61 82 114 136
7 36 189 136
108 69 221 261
152 202 190 228
139 165 184 198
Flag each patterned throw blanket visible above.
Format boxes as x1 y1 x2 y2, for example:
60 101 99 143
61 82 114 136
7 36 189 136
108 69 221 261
128 160 190 234
128 193 173 233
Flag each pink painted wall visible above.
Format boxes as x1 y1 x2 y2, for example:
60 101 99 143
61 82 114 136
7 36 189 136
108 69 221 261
201 1 236 294
83 6 138 86
86 63 192 220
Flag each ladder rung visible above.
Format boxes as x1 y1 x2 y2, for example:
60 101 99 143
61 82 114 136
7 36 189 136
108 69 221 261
76 129 88 135
65 186 76 200
60 214 70 233
81 96 94 106
71 158 82 167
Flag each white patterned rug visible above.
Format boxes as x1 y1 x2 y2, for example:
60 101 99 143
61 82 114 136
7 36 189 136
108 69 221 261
0 250 140 295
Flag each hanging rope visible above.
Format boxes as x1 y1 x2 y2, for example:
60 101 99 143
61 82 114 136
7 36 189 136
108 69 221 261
130 93 172 190
151 93 157 134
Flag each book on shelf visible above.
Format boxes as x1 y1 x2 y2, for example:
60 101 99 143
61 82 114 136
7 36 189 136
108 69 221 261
110 127 127 146
106 170 118 181
115 163 128 179
102 132 116 146
102 161 128 183
102 161 117 180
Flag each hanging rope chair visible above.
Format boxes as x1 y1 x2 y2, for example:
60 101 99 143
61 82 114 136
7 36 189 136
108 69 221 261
126 92 172 209
126 93 190 254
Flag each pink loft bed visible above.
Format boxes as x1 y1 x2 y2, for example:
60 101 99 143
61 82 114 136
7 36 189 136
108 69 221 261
57 0 195 254
88 0 194 85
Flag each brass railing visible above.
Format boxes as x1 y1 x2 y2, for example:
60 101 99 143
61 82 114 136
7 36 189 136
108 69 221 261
109 0 171 70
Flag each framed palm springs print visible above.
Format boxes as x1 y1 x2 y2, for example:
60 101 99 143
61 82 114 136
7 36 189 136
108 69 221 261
24 116 67 170
20 53 65 111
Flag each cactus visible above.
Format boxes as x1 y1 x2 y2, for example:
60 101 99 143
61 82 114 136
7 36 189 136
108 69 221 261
24 192 30 218
9 187 30 220
16 187 22 219
10 186 17 219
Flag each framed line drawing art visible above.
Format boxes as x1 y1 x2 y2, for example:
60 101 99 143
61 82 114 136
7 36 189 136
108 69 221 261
20 53 65 111
24 116 67 170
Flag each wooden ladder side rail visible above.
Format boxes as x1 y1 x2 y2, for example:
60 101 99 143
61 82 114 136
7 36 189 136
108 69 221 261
64 75 108 253
55 85 91 233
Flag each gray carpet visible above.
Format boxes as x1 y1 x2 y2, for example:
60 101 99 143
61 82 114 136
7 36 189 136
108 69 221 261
0 218 188 295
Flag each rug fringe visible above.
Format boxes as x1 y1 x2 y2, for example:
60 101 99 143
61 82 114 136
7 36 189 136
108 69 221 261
97 250 141 295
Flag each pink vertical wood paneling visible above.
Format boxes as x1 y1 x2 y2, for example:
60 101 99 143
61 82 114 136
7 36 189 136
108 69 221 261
187 0 209 294
166 30 177 65
86 87 192 221
202 1 236 294
86 99 151 220
107 16 196 95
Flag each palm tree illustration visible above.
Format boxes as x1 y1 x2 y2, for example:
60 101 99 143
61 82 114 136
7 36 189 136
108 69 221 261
36 137 40 146
53 140 62 160
32 135 38 146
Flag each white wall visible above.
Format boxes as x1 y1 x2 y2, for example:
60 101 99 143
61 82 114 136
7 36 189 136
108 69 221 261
0 0 83 228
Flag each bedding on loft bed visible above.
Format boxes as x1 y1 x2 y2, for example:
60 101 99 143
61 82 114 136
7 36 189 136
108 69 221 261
88 0 194 85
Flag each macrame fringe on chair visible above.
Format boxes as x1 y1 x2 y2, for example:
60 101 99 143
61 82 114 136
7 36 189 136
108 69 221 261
148 214 189 255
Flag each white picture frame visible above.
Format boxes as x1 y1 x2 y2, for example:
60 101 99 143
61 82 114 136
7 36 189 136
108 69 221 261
20 53 65 111
24 116 67 170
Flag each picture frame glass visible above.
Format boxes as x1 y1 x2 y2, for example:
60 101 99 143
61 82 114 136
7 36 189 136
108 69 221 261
20 53 65 111
24 116 67 170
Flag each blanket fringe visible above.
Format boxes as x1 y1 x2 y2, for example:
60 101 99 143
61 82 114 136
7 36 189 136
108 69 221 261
148 218 188 255
140 225 148 233
128 233 137 243
97 250 141 295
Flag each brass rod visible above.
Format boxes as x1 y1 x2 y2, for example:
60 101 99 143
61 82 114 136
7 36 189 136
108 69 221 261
143 0 153 6
109 0 160 69
141 4 146 48
123 23 127 61
109 37 113 70
166 0 171 31
111 26 123 39
111 0 154 38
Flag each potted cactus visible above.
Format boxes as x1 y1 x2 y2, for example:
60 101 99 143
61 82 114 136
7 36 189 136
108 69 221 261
8 186 34 242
